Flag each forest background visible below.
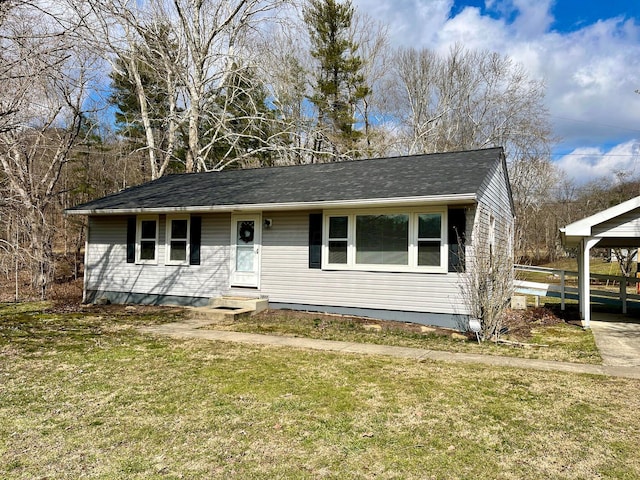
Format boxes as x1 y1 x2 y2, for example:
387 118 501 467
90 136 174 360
1 0 639 300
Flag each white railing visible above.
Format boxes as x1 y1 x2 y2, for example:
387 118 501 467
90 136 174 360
514 264 640 314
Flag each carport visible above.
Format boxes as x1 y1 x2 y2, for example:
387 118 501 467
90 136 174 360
560 196 640 328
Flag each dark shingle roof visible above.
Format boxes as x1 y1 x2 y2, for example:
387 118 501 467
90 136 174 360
67 147 504 213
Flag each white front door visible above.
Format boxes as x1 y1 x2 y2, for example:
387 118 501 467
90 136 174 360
230 214 261 288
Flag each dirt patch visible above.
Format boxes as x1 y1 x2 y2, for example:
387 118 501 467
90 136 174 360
502 306 581 340
254 306 582 343
252 308 459 336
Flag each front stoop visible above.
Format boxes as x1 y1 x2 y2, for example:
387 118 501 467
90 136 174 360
188 296 268 323
210 296 268 313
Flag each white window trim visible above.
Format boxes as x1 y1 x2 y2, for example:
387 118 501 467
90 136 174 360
322 207 448 273
165 214 191 266
136 215 159 265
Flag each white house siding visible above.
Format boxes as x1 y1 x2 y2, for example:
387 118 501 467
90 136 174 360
593 208 640 238
85 214 231 302
258 210 470 316
475 159 514 247
86 205 492 318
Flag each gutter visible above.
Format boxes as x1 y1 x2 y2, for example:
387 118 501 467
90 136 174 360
65 193 478 216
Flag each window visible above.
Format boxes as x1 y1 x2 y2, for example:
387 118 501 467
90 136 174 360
136 216 158 264
328 215 348 264
323 209 447 272
417 213 441 266
356 214 408 265
130 215 201 266
166 215 190 265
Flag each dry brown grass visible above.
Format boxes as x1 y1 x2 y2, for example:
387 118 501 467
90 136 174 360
205 307 601 364
0 302 638 478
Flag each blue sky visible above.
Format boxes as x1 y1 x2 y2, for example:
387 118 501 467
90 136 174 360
353 0 640 185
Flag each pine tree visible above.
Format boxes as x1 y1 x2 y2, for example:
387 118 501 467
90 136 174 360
304 0 370 158
108 24 185 176
204 63 278 168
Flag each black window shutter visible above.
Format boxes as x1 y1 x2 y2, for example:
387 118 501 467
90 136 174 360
190 216 202 265
126 216 136 263
448 208 466 272
309 213 322 269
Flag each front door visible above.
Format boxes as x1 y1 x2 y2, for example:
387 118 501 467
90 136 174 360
230 214 261 288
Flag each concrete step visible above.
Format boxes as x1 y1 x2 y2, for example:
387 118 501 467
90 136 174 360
187 296 268 323
188 305 255 322
209 296 268 313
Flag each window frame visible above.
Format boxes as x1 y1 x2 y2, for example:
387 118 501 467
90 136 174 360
165 214 191 266
322 207 448 273
135 215 159 265
327 215 349 265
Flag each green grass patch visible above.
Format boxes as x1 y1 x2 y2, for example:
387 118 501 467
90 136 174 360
0 303 637 479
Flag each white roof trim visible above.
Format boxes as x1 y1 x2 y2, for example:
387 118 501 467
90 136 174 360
562 195 640 237
66 193 477 216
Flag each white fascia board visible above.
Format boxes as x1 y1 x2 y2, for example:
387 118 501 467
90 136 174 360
562 195 640 237
65 193 477 216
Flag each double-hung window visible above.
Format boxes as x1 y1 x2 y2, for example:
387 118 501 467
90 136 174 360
128 214 200 266
417 213 442 267
328 216 349 264
136 216 159 264
166 215 190 265
322 209 447 272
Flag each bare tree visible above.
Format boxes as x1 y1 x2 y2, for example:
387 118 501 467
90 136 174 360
349 11 391 157
0 1 95 297
78 0 183 179
459 204 515 341
82 0 292 175
509 156 559 261
388 44 552 161
260 5 390 164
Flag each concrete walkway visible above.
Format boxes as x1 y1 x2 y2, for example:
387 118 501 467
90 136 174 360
590 312 640 368
140 317 640 380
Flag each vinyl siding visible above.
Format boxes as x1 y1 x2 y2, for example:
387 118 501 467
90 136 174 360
593 208 640 237
259 210 470 315
86 205 496 316
475 158 514 250
86 214 231 299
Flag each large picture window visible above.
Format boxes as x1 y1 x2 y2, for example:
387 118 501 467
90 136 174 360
356 214 408 265
323 209 447 272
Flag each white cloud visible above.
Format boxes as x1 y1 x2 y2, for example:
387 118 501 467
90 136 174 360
555 140 640 185
352 0 640 184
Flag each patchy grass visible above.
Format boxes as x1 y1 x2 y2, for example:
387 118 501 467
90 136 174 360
206 308 601 364
0 302 638 479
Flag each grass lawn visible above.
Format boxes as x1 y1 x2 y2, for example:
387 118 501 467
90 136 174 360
2 303 638 479
206 308 601 364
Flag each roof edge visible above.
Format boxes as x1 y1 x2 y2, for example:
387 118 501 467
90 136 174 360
65 193 478 216
562 195 640 237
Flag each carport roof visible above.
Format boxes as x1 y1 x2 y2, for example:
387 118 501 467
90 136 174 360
560 196 640 249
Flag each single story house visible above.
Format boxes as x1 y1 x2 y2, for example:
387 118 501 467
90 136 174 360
66 147 514 329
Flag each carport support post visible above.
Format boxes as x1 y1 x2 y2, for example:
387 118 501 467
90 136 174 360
580 237 601 329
